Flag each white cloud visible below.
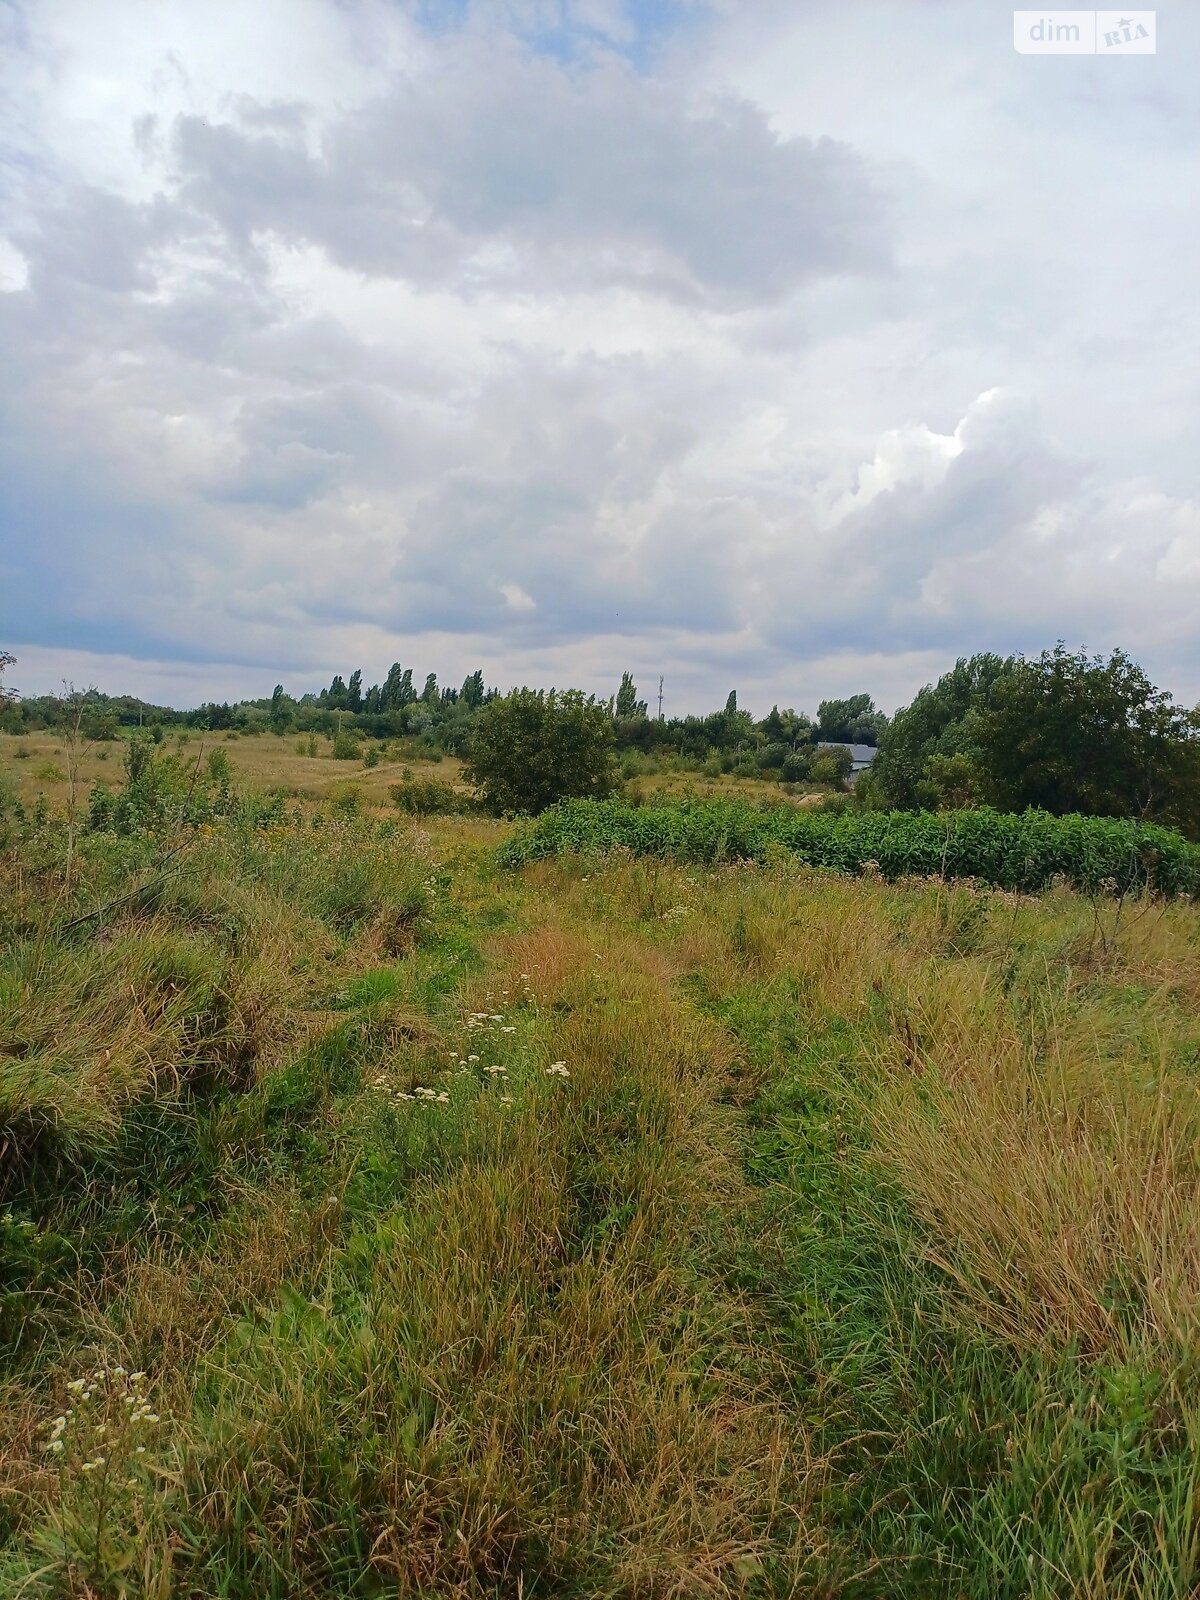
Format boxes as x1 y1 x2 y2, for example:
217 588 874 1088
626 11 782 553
0 238 29 291
500 582 537 611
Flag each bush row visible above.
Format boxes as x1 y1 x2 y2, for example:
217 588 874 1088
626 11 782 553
499 797 1200 896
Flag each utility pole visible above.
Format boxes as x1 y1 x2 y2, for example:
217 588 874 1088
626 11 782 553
657 676 664 720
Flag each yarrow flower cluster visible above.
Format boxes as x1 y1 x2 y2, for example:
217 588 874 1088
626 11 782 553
459 1003 522 1090
370 1075 449 1106
42 1365 161 1481
36 1363 173 1592
545 1061 570 1078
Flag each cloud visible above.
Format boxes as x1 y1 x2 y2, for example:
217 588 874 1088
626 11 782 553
2 0 1199 713
167 36 889 307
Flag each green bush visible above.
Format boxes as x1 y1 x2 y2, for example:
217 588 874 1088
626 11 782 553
781 748 812 782
329 782 362 818
389 777 475 817
811 746 853 787
84 738 236 835
498 797 1200 896
465 688 617 815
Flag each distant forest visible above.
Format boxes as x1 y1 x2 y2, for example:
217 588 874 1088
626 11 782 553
1 656 885 786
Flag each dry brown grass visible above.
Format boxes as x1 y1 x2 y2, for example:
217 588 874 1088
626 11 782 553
0 728 467 816
867 952 1200 1365
606 855 1200 1376
523 852 1200 1378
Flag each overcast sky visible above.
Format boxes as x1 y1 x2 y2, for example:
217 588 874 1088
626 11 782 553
2 0 1198 716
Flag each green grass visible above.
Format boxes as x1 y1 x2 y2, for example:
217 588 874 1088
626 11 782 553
3 801 1200 1596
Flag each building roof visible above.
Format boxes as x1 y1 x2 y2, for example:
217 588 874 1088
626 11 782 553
816 741 877 769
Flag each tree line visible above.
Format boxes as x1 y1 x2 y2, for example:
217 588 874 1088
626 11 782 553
3 646 1198 837
0 655 885 780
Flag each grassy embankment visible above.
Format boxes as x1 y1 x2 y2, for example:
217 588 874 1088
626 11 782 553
3 766 1200 1596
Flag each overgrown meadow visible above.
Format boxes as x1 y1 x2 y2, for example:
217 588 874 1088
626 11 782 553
3 752 1200 1596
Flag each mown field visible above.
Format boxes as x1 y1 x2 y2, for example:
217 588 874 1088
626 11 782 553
3 774 1200 1596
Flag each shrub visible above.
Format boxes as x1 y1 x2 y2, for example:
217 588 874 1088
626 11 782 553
329 782 362 818
781 748 813 783
498 797 1200 897
465 689 617 815
811 746 854 787
84 738 235 835
389 776 474 817
207 748 234 791
331 731 360 761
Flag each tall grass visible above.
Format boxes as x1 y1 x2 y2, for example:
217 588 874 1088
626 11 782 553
4 804 1200 1595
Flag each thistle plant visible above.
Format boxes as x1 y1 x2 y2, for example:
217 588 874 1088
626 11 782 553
34 1364 174 1598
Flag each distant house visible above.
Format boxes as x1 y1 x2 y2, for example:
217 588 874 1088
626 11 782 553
816 742 877 783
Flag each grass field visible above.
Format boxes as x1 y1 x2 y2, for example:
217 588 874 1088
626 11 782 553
0 730 470 817
3 779 1200 1596
0 731 827 823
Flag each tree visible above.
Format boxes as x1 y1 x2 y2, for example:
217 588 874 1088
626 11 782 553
465 688 618 814
759 705 812 747
971 646 1200 831
346 670 363 713
816 693 888 746
864 654 1014 810
270 683 290 732
725 690 738 715
864 646 1200 836
422 673 439 704
616 672 647 719
460 670 485 709
380 662 406 712
811 745 853 786
0 650 15 702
